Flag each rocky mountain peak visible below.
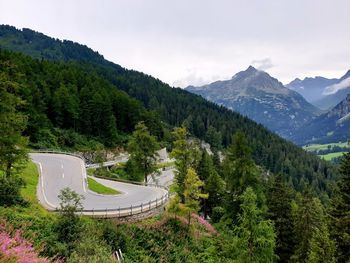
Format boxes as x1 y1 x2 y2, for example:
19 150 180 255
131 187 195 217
232 65 260 79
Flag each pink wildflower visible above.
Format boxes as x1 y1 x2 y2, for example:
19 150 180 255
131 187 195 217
191 213 217 235
0 225 62 263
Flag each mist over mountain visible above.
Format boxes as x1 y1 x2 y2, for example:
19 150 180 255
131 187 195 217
292 93 350 145
186 66 320 138
286 76 338 103
287 70 350 110
313 70 350 110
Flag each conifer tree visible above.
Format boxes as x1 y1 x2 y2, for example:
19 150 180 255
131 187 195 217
267 175 295 262
222 131 262 218
171 127 197 201
234 187 277 263
0 65 28 178
183 167 208 225
330 151 350 262
127 122 159 183
291 191 336 263
197 151 225 216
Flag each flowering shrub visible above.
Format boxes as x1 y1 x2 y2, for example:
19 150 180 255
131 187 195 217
176 216 189 225
0 224 62 263
191 213 217 235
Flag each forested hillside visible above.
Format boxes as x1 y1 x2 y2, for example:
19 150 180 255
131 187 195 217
0 25 337 195
0 49 162 150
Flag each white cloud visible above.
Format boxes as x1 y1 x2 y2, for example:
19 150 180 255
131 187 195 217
251 58 274 71
0 0 349 86
323 77 350 95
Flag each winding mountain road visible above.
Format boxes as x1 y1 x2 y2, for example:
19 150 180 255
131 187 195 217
30 153 169 216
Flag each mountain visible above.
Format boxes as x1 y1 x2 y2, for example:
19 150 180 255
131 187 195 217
186 66 321 138
0 25 337 193
287 70 350 110
313 70 350 110
286 76 338 103
292 93 350 145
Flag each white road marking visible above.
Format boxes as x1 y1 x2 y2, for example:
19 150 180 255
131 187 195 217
81 161 87 193
33 161 56 209
62 173 65 179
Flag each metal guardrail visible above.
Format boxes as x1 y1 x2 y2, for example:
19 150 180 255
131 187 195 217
93 175 169 190
75 192 170 218
32 150 170 218
32 149 87 161
32 149 129 167
86 157 128 168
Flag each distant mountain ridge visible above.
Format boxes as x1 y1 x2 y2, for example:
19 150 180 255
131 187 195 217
186 66 320 138
287 70 350 110
286 76 338 104
292 93 350 145
313 70 350 110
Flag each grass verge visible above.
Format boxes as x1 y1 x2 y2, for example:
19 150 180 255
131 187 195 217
87 177 120 195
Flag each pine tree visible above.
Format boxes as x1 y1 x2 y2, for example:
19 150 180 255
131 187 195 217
234 187 277 263
197 151 225 216
127 122 159 183
0 65 28 178
307 221 336 263
222 131 262 219
183 167 208 225
267 175 295 262
171 127 196 201
330 152 350 262
291 192 336 263
184 167 208 213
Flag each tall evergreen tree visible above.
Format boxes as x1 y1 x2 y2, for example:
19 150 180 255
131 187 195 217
267 175 295 262
330 151 350 262
0 64 28 178
197 151 225 216
127 122 159 183
183 167 208 225
291 191 336 263
234 187 277 263
222 131 263 219
171 127 197 201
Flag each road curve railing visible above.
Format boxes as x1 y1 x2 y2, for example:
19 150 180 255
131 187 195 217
32 149 128 167
31 150 170 219
76 192 169 218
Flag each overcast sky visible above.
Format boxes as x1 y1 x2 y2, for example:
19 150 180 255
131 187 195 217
0 0 349 87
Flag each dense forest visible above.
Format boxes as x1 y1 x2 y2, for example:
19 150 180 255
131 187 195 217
0 25 338 197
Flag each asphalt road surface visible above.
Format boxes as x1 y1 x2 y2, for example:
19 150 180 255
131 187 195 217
30 153 168 211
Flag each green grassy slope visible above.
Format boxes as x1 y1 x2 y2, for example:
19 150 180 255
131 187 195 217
87 177 120 195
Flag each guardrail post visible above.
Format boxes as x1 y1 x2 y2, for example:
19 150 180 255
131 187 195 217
118 207 120 217
156 198 158 207
141 203 143 212
149 200 151 210
130 205 133 215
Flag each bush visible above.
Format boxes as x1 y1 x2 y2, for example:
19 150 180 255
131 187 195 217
67 235 114 263
0 176 27 207
211 207 225 223
124 159 143 182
